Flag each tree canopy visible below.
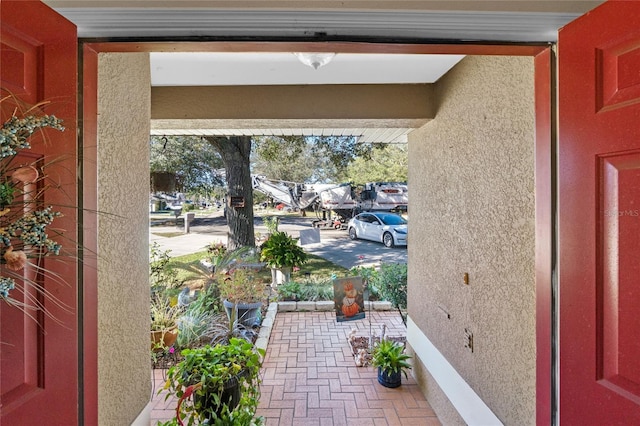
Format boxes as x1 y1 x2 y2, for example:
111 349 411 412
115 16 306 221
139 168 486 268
344 144 408 185
150 135 224 196
150 135 406 197
251 135 374 183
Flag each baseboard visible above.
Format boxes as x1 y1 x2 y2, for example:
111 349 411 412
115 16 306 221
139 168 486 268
407 317 503 426
130 401 152 426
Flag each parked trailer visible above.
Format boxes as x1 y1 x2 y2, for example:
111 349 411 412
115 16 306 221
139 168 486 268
251 176 408 228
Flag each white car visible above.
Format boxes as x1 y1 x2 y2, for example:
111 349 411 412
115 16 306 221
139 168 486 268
347 212 408 247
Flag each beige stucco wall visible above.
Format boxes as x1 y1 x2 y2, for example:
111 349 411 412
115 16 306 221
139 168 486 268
97 53 151 425
407 55 535 424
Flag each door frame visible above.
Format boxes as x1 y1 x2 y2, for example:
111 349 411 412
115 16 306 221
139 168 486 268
80 40 553 425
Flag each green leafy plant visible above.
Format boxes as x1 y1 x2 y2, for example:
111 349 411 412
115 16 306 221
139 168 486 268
177 293 256 350
259 231 307 269
0 182 14 206
163 338 265 425
176 306 215 350
175 282 224 350
206 312 257 346
370 339 411 378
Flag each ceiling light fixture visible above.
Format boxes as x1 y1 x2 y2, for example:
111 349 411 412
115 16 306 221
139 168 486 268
294 52 336 70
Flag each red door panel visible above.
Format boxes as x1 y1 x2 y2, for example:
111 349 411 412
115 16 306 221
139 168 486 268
0 1 78 424
559 1 640 423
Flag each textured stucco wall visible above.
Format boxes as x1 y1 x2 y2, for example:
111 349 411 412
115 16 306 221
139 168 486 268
97 53 151 425
407 55 535 425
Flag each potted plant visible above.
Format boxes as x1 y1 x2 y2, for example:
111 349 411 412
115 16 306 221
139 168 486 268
163 337 265 425
370 339 412 388
150 294 183 351
259 231 307 286
218 268 265 328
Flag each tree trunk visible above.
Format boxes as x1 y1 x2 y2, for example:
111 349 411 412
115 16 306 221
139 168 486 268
206 136 255 249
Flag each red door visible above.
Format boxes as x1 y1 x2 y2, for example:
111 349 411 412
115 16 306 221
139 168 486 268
559 1 640 423
0 1 78 424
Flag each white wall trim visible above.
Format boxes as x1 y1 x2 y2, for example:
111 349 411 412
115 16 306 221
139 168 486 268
407 317 503 426
130 401 152 426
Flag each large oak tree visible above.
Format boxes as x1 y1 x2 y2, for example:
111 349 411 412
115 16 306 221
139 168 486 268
151 134 385 249
205 136 255 249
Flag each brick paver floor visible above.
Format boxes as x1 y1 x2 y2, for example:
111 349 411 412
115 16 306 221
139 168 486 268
257 311 440 426
150 310 441 425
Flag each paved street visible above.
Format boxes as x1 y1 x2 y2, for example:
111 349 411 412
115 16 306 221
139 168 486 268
149 210 407 269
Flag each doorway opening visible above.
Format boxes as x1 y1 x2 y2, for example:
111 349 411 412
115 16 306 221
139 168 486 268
84 43 551 426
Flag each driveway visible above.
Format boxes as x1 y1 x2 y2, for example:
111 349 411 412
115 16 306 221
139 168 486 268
149 210 407 269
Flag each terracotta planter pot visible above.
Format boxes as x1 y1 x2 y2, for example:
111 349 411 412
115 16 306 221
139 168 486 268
150 326 178 350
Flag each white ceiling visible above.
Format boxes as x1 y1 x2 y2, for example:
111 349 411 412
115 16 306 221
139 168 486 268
150 52 465 86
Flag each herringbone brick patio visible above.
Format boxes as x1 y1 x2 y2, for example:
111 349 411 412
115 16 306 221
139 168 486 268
256 311 440 426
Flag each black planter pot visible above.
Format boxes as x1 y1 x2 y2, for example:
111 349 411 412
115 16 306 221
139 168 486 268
377 367 402 388
223 299 263 328
194 372 243 417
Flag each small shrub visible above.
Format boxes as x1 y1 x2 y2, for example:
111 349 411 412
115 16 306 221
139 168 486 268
176 285 222 349
262 216 279 234
218 269 265 304
276 281 300 301
370 263 407 310
371 339 411 378
349 265 381 300
276 276 334 301
150 242 184 294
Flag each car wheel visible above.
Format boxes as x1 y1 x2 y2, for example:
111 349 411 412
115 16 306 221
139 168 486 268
349 227 358 240
383 232 395 248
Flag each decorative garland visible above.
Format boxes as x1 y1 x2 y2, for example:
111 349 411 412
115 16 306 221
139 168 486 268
0 92 65 317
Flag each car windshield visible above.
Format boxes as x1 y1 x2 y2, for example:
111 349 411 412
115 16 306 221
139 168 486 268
378 214 407 225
